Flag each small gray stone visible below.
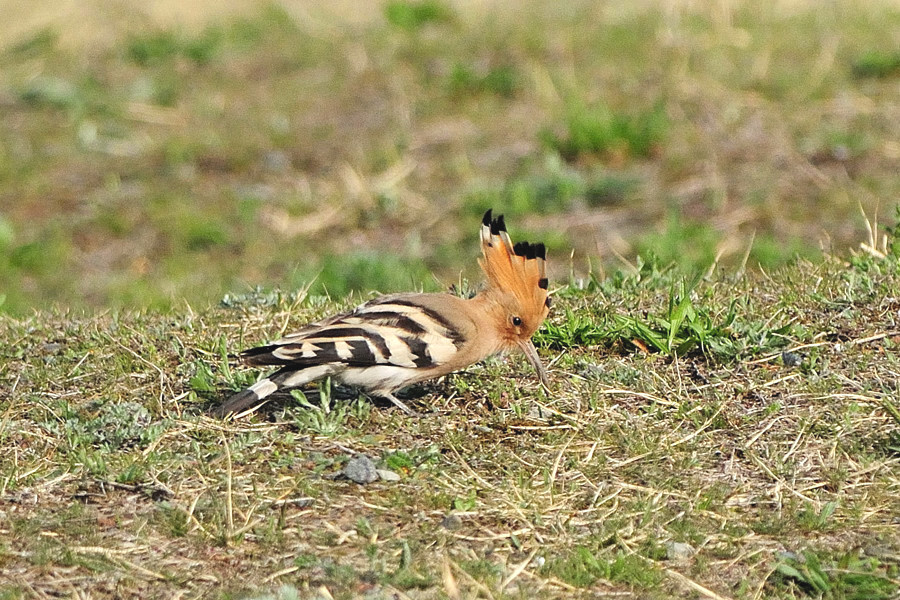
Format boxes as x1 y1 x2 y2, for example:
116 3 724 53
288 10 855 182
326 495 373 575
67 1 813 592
440 514 462 530
665 541 696 560
262 150 291 173
343 455 378 484
375 469 401 482
782 351 803 367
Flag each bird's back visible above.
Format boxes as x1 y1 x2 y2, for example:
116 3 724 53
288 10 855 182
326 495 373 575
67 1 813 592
244 292 480 369
215 292 487 415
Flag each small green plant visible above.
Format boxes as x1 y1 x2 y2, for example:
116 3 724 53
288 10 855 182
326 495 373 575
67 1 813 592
852 50 900 79
383 451 415 471
771 550 898 599
116 462 146 485
884 206 900 258
633 213 721 273
459 558 502 583
301 252 436 298
289 380 370 436
797 501 837 532
156 503 189 537
384 0 452 30
125 27 223 66
543 101 667 161
126 31 181 65
220 286 306 309
189 361 218 393
463 157 639 222
321 560 358 587
542 547 662 588
388 568 434 590
535 309 610 350
612 279 737 359
0 217 13 248
584 173 638 207
749 233 820 269
881 396 900 426
449 63 518 97
183 220 228 251
452 490 476 511
293 553 318 569
8 27 58 57
464 169 580 219
57 401 165 451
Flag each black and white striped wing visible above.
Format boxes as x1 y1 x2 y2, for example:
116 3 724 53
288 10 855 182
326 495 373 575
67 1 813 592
241 295 464 371
216 295 468 416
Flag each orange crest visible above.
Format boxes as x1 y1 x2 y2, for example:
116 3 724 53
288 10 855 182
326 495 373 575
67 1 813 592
478 210 550 333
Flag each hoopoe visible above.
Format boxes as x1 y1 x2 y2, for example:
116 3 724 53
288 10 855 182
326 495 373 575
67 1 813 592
215 209 551 417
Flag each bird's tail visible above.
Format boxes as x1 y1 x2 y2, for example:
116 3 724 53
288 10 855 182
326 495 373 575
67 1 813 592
212 376 280 417
213 364 337 417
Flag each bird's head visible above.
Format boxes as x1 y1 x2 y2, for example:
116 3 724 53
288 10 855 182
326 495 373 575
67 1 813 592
477 210 551 386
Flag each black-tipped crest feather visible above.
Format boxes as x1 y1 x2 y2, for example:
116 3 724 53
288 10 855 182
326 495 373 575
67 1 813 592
478 210 551 337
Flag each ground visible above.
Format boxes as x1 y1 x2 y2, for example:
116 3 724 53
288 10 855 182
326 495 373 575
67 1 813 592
2 247 899 599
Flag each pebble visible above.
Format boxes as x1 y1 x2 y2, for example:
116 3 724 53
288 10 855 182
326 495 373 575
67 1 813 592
262 150 291 173
665 541 696 560
375 469 401 482
781 351 803 367
343 455 378 484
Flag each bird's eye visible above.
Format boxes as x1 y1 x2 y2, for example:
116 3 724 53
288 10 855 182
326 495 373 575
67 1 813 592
511 316 523 327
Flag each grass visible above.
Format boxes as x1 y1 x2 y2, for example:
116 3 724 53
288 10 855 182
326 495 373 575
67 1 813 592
773 549 898 599
2 234 900 598
1 0 899 315
1 0 900 597
852 50 900 79
542 101 668 162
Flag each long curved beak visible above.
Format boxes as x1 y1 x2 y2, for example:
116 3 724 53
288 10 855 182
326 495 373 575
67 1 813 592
518 339 550 388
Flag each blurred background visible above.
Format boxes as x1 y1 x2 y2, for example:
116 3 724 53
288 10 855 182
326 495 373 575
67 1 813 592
0 0 898 315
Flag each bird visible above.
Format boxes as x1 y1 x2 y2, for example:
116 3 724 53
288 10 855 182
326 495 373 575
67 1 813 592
214 209 551 417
